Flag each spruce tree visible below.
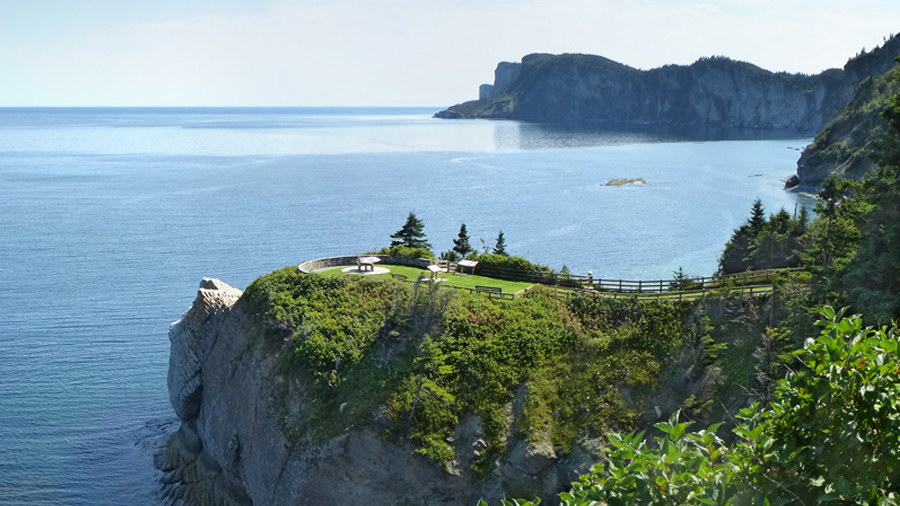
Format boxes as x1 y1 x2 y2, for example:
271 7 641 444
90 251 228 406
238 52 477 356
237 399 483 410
748 198 766 236
493 230 507 256
390 212 431 249
452 224 473 258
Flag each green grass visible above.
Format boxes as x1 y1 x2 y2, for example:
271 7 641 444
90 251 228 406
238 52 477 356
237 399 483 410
318 264 535 294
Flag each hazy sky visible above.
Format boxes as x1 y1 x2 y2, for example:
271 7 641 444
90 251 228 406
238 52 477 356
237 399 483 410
1 0 898 107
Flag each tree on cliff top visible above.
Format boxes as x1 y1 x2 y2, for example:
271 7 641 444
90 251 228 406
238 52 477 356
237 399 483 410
391 212 431 250
493 230 507 256
452 224 473 258
748 198 765 235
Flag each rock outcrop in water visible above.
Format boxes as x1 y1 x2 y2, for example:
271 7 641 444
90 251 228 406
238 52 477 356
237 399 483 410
160 278 598 506
437 34 900 136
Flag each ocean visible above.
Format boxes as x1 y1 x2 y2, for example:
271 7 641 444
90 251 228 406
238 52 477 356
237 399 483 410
0 107 811 505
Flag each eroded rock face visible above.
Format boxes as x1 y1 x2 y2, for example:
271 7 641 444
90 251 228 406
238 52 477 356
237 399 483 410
168 278 243 421
162 278 601 505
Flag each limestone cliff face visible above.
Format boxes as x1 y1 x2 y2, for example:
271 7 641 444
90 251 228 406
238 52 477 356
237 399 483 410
438 34 900 136
480 62 524 100
162 278 596 505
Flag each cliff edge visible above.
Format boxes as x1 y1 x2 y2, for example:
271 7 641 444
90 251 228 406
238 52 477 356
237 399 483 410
159 276 597 505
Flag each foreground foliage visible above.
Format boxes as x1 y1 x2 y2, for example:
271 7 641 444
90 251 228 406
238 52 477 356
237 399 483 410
504 307 900 505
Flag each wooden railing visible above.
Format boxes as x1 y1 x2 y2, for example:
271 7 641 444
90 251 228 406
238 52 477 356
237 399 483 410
555 283 776 301
577 267 803 294
388 262 800 302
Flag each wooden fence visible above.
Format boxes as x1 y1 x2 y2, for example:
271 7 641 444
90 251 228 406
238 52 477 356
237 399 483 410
578 267 802 294
390 263 798 301
554 283 775 301
457 263 800 294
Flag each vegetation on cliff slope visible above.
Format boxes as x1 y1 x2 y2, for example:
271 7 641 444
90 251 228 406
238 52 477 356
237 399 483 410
242 265 774 474
499 308 900 506
796 62 900 185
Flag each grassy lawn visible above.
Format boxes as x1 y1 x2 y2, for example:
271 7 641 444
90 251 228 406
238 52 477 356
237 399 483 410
317 264 535 294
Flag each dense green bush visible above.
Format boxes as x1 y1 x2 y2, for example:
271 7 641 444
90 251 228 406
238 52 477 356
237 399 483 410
383 291 702 467
376 244 436 260
244 267 393 378
242 267 413 441
473 253 581 287
474 253 551 273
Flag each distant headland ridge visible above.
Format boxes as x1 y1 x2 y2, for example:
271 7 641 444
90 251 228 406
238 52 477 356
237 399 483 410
436 34 900 134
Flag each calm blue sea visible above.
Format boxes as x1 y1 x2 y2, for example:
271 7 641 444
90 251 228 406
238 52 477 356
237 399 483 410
0 107 811 505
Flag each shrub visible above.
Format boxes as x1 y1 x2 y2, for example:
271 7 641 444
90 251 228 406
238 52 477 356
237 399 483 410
475 254 550 273
377 244 436 260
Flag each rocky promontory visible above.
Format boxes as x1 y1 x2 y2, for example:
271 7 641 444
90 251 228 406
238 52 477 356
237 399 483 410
789 56 900 189
159 259 801 506
159 276 601 505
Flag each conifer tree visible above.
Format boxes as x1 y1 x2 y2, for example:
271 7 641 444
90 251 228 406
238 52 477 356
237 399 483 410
748 198 766 235
390 212 431 249
493 230 507 256
452 224 473 258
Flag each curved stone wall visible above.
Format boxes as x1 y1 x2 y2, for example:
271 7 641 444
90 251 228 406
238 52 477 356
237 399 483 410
297 255 433 274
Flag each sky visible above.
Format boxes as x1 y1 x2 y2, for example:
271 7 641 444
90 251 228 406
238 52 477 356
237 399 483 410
0 0 898 107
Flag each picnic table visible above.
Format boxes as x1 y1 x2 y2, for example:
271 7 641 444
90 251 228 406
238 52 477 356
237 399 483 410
357 256 381 272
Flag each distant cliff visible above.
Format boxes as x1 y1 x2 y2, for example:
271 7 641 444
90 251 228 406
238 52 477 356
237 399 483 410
437 34 900 134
